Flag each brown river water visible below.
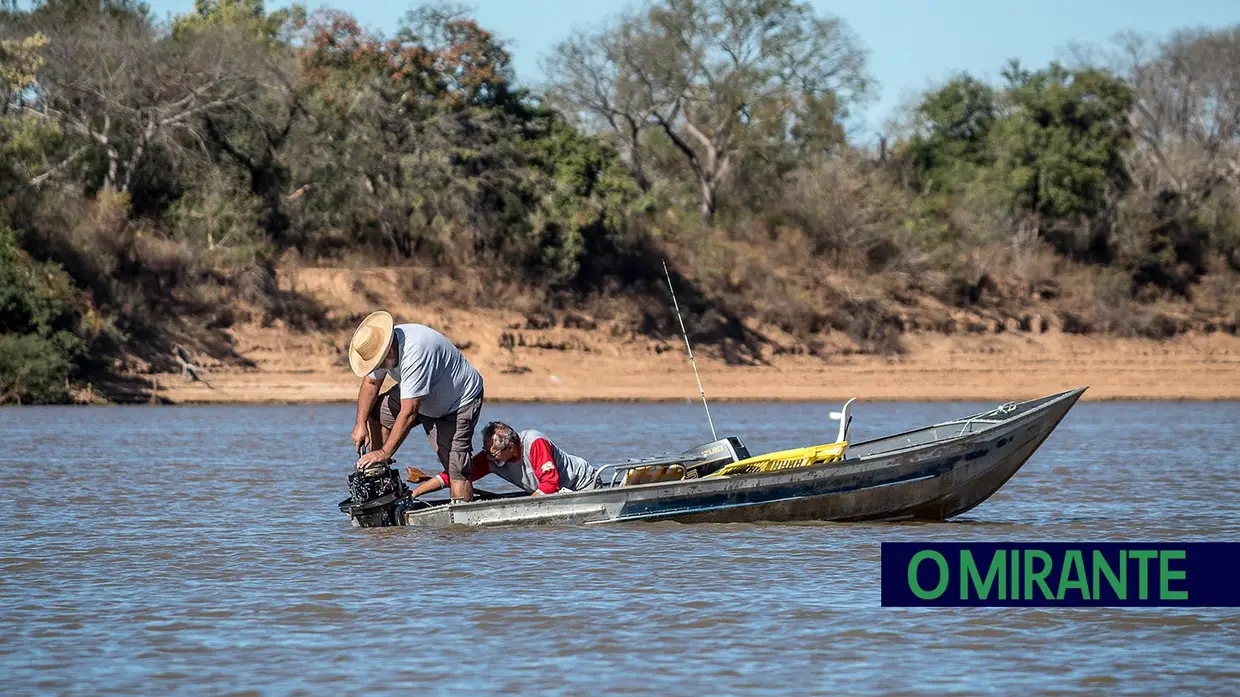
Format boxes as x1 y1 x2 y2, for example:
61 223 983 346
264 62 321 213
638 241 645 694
2 400 1238 695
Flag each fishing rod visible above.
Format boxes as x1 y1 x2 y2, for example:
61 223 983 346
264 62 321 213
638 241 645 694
662 259 718 442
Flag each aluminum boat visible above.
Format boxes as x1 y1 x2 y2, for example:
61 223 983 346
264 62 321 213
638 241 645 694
378 387 1086 528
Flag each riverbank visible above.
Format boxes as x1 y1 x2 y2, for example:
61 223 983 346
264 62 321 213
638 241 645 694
79 267 1240 405
143 328 1240 404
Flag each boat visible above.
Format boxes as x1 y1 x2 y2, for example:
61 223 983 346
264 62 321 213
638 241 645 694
353 387 1086 528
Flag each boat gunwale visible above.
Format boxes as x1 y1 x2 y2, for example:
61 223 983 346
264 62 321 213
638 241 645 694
843 386 1086 451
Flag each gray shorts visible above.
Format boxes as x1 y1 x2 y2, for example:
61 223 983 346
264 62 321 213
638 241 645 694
373 388 484 482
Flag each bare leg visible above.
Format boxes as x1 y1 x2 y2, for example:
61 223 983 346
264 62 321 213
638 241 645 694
446 395 482 502
371 389 399 459
434 414 478 503
365 418 385 455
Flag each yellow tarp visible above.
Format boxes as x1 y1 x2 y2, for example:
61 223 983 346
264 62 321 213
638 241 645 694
705 441 848 477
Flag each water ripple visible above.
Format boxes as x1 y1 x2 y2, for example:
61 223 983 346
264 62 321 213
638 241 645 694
1 401 1237 696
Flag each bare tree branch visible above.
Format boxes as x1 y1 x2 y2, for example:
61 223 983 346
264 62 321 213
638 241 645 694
544 0 871 221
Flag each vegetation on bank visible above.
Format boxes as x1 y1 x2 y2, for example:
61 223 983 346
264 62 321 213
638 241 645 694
1 0 1237 403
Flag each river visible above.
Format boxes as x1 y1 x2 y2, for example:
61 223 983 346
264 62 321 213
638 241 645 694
2 400 1238 695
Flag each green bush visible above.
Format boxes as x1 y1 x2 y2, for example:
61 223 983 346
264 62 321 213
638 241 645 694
0 227 86 404
0 228 86 335
0 333 74 404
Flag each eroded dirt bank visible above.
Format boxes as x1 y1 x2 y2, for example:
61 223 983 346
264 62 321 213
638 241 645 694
131 268 1240 404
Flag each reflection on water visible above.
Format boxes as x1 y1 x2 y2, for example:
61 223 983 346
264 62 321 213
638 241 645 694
1 400 1238 695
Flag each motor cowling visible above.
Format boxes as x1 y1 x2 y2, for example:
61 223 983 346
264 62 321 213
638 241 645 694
338 466 411 528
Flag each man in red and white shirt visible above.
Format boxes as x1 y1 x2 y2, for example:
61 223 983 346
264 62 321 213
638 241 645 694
408 421 599 498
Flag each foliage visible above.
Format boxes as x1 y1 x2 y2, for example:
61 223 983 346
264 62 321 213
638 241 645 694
172 0 306 44
0 31 48 92
904 75 997 195
0 227 85 337
988 62 1133 260
0 0 1236 402
895 60 1143 284
286 6 643 287
0 333 76 404
0 227 88 403
0 112 62 220
543 0 871 221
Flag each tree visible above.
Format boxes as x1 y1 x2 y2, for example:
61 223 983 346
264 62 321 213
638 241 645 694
291 8 525 259
1114 28 1240 209
173 0 304 44
1109 28 1240 278
29 3 258 197
0 25 62 222
0 32 48 110
0 226 86 404
544 0 870 222
174 0 308 244
988 62 1133 262
903 74 997 194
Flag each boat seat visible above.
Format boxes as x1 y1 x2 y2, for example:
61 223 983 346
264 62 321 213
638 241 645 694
831 398 856 444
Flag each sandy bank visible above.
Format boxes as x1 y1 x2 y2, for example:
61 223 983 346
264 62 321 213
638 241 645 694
147 330 1240 404
105 267 1239 404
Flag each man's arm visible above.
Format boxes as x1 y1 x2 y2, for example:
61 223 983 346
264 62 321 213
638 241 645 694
352 376 382 447
380 397 421 459
528 438 560 495
410 474 446 498
411 454 490 497
355 396 421 469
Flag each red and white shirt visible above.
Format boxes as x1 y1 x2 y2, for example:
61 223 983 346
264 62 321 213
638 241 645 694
436 430 595 494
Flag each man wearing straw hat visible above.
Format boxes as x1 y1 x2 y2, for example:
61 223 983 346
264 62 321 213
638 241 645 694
349 311 485 503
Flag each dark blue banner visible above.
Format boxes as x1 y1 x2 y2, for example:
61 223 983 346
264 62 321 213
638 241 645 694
881 542 1240 607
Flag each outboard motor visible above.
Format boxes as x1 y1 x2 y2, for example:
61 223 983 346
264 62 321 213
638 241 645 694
338 454 411 528
681 436 751 478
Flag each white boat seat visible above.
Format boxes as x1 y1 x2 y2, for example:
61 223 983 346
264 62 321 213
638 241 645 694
831 398 856 444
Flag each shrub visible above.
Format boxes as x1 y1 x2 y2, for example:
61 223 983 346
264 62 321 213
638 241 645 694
0 333 75 404
0 227 86 338
0 227 87 403
774 154 915 271
168 168 265 255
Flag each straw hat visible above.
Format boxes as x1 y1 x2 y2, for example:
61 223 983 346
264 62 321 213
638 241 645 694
348 311 395 377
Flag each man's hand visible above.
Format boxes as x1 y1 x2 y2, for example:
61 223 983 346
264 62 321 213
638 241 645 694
351 421 369 449
355 449 390 470
531 489 545 497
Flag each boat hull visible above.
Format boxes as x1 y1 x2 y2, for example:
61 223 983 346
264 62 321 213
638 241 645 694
400 388 1085 528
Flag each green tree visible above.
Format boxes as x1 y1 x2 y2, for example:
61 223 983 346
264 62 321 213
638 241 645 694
174 0 307 245
988 62 1133 261
0 31 48 99
0 23 63 228
287 5 642 288
519 107 645 286
173 0 305 44
292 7 526 259
904 75 997 194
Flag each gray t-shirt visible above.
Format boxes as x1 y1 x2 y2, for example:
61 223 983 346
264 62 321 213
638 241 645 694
368 324 483 418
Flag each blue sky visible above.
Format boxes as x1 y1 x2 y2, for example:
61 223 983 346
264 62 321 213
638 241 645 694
146 0 1239 139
